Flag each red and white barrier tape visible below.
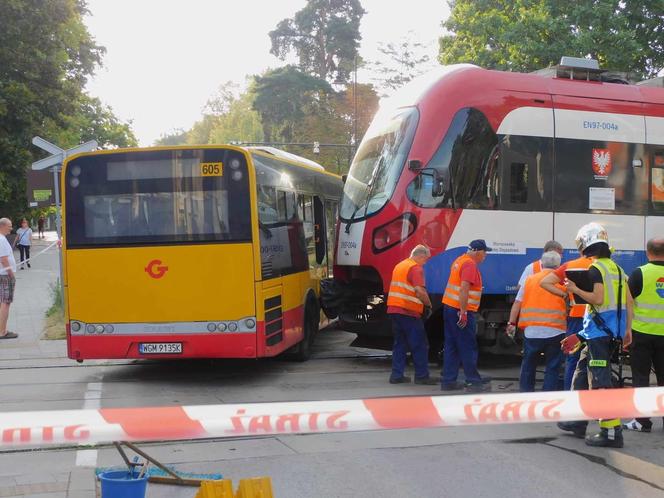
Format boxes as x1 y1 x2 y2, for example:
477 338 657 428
1 387 663 447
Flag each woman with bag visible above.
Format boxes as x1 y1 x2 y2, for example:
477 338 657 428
14 219 32 270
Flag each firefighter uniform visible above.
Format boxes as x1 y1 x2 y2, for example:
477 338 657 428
563 255 593 390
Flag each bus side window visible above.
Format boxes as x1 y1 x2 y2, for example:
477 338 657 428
325 200 338 275
313 196 326 265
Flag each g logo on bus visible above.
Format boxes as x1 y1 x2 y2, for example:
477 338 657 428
145 259 168 279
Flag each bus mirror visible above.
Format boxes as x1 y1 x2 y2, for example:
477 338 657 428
408 159 423 171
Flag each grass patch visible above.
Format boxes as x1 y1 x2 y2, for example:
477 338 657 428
42 280 65 340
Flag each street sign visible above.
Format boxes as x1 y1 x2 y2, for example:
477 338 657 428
31 137 98 170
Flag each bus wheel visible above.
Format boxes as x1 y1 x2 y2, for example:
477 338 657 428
291 296 319 362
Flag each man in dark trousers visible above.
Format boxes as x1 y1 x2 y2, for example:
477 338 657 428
386 245 437 385
624 237 664 432
441 239 492 392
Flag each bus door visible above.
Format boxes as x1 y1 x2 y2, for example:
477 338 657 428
551 95 648 268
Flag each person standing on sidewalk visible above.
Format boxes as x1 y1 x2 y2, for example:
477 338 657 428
550 223 632 448
623 238 664 432
37 215 45 239
386 245 437 385
441 239 492 392
507 251 565 392
13 219 32 270
0 218 18 339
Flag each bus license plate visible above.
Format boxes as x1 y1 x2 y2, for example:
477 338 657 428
139 342 182 354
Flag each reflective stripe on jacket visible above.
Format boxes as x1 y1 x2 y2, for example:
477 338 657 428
518 269 567 331
580 258 628 340
442 254 482 312
633 262 664 336
565 256 593 318
386 258 424 314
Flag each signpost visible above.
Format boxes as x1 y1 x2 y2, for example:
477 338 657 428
31 137 98 292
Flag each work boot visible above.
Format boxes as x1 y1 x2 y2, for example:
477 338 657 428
585 427 624 448
557 421 587 438
414 376 438 385
623 419 651 433
465 382 491 393
441 382 464 391
389 376 411 384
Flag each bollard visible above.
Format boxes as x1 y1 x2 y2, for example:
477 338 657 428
235 477 274 498
194 479 234 498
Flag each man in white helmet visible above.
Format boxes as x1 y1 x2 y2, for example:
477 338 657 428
542 222 632 448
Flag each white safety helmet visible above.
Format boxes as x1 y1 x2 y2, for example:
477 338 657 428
575 222 609 253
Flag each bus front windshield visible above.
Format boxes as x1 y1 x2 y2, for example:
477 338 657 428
340 107 418 221
64 148 252 247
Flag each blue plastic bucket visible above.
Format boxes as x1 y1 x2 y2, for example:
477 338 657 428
99 469 148 498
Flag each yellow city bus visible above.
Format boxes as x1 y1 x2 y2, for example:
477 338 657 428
62 145 342 361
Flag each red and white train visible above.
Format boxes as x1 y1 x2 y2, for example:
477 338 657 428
327 58 664 354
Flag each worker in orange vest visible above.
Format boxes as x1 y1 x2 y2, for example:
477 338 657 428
516 240 563 291
441 239 492 392
540 249 593 389
386 245 437 385
507 251 566 391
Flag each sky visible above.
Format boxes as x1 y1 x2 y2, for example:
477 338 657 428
84 0 450 145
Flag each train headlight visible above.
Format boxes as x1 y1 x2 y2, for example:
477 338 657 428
372 214 417 252
228 322 238 332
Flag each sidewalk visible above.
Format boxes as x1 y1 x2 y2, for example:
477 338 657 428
1 231 66 363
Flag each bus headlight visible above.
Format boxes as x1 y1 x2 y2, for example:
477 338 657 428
230 158 241 170
232 171 242 181
95 325 104 334
71 322 81 332
244 318 256 329
217 323 227 332
228 322 238 332
207 323 216 332
105 325 114 334
86 324 95 334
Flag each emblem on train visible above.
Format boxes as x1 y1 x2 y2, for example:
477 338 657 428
592 148 612 179
145 259 169 279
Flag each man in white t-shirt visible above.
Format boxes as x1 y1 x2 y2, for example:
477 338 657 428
0 218 18 339
516 240 564 290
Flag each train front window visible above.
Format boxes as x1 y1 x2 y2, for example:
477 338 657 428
340 107 418 221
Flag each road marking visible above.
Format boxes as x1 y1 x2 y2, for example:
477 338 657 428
76 381 103 467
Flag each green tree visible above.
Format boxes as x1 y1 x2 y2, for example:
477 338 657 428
371 34 437 95
269 0 366 84
439 0 664 78
252 66 333 142
0 0 134 222
155 129 189 146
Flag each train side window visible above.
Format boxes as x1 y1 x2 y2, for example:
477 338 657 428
651 151 664 212
407 107 499 209
510 163 528 204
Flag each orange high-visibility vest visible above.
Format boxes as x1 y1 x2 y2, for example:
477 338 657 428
518 269 567 331
442 254 482 312
386 258 424 314
565 256 593 318
533 260 542 273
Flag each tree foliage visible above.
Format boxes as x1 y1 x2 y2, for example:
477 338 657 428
371 34 437 95
269 0 366 84
0 0 135 221
439 0 664 78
